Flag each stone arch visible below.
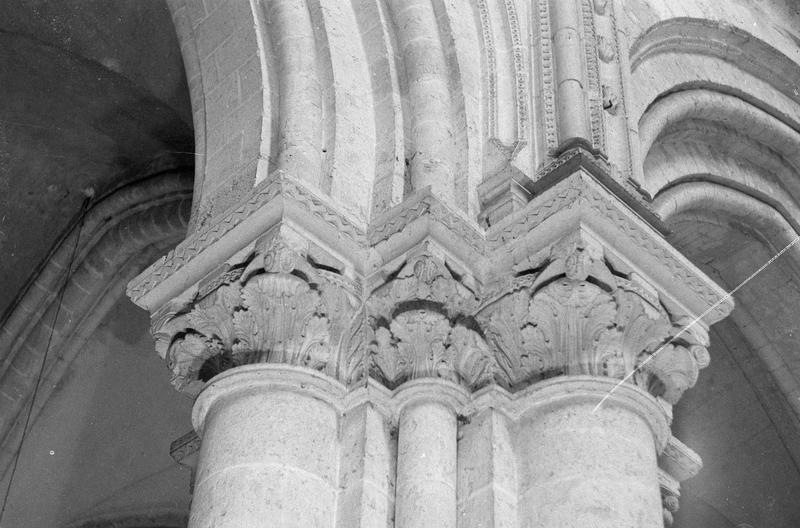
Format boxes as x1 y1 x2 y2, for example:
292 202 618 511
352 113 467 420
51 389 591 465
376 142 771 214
631 19 800 502
630 17 800 99
165 0 538 231
653 182 800 416
166 0 390 228
651 177 800 519
629 17 800 186
0 172 193 476
632 17 800 253
639 89 800 186
654 182 800 271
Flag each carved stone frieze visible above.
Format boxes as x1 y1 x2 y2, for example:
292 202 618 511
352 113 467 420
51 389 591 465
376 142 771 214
153 233 360 395
537 0 558 153
581 0 606 151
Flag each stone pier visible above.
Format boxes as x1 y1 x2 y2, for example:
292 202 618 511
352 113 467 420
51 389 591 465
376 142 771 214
130 1 734 525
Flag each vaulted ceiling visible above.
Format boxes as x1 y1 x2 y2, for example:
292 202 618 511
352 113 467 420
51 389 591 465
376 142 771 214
0 0 193 318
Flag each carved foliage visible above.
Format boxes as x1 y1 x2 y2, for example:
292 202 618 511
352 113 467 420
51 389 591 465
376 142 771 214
364 254 493 390
478 245 710 402
159 236 358 394
527 279 617 377
368 254 479 319
637 315 710 404
480 278 618 389
158 234 712 403
368 310 494 390
481 285 548 388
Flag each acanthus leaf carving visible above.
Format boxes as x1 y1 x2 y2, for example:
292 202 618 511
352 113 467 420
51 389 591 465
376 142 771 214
477 242 712 404
158 234 358 394
368 309 495 390
613 285 671 375
480 287 548 389
390 310 455 383
339 310 369 386
369 325 406 388
527 278 617 377
448 324 496 390
187 283 239 350
365 252 494 390
155 226 716 404
232 273 327 366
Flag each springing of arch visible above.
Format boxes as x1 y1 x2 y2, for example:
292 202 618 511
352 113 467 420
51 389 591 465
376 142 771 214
167 0 544 233
631 17 800 478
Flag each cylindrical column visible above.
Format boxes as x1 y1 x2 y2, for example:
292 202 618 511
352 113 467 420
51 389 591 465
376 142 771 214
550 0 591 149
188 364 345 528
388 0 455 202
517 376 669 528
393 380 467 528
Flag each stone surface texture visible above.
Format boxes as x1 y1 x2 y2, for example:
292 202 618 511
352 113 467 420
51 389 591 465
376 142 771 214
5 0 800 527
125 0 755 526
81 0 800 526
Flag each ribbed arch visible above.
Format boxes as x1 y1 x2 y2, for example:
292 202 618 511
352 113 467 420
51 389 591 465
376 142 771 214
653 182 800 276
643 121 800 224
0 173 192 476
168 0 549 230
629 18 800 189
652 182 800 425
633 19 800 461
639 89 800 174
630 17 800 101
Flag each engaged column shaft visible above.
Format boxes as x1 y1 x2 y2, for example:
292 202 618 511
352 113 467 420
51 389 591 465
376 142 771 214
188 365 344 528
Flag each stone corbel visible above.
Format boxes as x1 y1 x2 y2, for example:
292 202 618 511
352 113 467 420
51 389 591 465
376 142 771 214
658 435 704 525
150 229 361 396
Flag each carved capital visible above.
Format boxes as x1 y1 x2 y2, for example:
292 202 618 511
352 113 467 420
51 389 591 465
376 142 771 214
362 253 493 390
478 239 709 403
149 224 714 405
368 310 494 390
152 233 360 395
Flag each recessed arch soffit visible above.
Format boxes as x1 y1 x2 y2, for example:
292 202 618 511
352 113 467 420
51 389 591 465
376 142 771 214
653 182 800 276
639 89 800 162
652 182 800 426
630 17 800 124
631 20 800 229
644 126 800 225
